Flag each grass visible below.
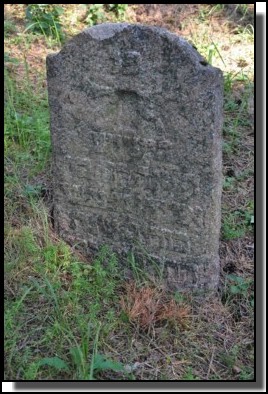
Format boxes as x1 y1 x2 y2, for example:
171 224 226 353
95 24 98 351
4 4 254 381
4 229 127 379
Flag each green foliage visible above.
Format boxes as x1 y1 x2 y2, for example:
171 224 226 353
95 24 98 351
19 226 39 255
23 362 40 379
88 323 124 379
226 274 253 301
37 324 124 380
4 53 19 64
4 19 17 36
234 24 254 42
126 244 165 287
234 4 251 19
173 291 187 303
25 4 64 42
37 351 124 380
208 4 226 15
220 345 239 369
222 274 254 315
85 4 128 25
224 73 234 94
108 4 128 18
127 252 145 285
4 69 51 168
222 216 244 240
24 184 43 200
222 204 254 240
222 213 245 240
239 367 254 380
182 367 200 380
4 235 125 379
207 3 253 24
223 176 235 190
86 4 106 26
93 353 124 374
205 41 225 67
207 44 216 65
222 141 233 155
39 357 69 371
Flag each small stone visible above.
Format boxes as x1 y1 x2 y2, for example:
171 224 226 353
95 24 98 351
232 365 242 374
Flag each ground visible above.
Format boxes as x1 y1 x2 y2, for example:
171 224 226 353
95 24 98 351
4 4 254 381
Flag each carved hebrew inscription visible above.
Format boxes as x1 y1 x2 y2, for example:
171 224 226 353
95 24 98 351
47 23 223 290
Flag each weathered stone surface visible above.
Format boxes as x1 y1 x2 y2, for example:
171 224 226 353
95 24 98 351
47 23 223 290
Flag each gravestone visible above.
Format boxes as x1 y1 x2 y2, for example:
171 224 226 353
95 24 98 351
47 23 223 290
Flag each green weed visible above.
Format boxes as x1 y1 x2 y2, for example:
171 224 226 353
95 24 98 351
86 4 106 26
221 214 244 240
107 4 128 19
25 4 64 43
239 367 254 380
222 207 253 240
23 361 40 380
173 291 187 304
234 4 252 20
4 53 19 65
236 169 254 181
182 367 200 380
224 274 254 306
4 69 51 171
221 274 254 325
220 345 239 370
207 4 226 16
36 349 124 380
223 176 236 190
83 4 129 26
4 19 17 36
39 356 69 372
5 235 125 379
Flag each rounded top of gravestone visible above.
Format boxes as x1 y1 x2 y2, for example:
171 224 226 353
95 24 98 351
49 23 221 75
83 22 131 40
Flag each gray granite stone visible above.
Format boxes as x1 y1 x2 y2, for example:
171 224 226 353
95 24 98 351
47 23 223 290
